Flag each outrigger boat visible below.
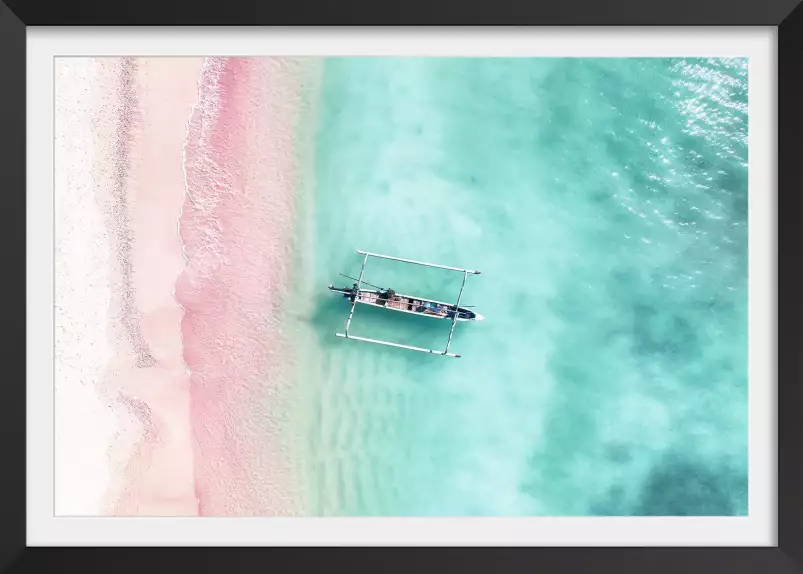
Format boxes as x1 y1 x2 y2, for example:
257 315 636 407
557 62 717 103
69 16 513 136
328 249 483 358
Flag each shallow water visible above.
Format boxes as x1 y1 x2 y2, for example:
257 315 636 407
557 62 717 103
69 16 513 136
294 58 748 516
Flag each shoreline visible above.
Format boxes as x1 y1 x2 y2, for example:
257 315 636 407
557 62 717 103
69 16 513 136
284 57 325 515
177 57 310 515
55 56 313 516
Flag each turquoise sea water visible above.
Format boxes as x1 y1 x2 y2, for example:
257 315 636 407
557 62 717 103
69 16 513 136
293 58 748 516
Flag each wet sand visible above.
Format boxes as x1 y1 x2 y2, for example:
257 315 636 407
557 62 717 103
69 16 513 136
177 58 308 515
100 58 204 516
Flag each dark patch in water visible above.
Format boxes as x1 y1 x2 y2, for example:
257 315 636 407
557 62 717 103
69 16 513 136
633 456 747 516
631 304 699 360
604 443 633 465
590 455 747 516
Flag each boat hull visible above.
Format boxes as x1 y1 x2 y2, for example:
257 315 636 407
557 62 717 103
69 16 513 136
328 285 481 322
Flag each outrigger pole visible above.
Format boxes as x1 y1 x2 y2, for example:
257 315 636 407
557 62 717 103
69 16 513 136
357 250 482 275
443 270 469 355
343 252 369 336
335 333 462 358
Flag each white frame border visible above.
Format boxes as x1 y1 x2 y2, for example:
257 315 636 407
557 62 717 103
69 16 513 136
28 27 776 546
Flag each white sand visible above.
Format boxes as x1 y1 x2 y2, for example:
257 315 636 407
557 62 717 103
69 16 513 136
54 59 119 516
54 57 205 515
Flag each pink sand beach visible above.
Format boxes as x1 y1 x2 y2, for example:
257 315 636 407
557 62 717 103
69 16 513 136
54 57 310 516
98 57 204 516
177 57 306 515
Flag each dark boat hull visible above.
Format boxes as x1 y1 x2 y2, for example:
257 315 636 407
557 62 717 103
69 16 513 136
328 285 483 322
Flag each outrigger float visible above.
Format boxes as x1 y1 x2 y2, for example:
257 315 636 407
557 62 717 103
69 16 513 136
328 249 483 358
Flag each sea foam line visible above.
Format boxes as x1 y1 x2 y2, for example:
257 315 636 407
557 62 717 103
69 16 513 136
175 57 213 515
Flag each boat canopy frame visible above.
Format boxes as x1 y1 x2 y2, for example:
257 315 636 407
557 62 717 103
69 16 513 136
335 249 481 358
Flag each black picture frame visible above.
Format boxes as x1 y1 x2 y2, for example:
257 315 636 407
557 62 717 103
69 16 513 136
2 1 798 572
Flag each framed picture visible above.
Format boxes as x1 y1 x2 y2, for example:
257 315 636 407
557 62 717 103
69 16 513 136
4 0 799 572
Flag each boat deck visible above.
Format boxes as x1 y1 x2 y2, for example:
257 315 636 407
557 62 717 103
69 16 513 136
357 291 449 317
